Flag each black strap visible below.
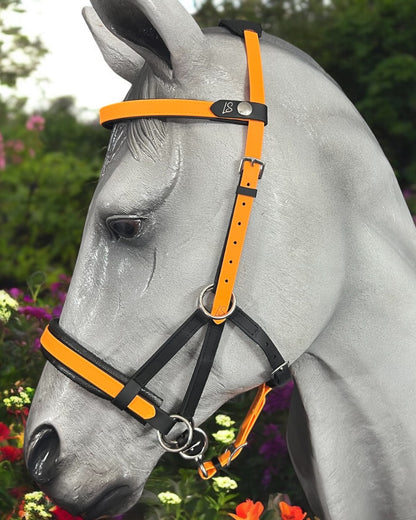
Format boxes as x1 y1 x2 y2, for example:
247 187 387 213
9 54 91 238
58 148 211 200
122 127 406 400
229 307 291 387
180 320 225 419
126 309 208 388
210 100 267 125
219 19 262 38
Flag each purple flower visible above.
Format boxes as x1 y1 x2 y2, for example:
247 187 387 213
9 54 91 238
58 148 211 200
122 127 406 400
52 304 63 317
261 467 279 487
33 337 41 351
19 306 52 321
9 288 23 299
264 380 294 413
259 424 287 458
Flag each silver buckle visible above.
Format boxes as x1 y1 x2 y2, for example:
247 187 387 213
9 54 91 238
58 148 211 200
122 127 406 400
239 157 265 179
270 361 291 386
223 442 247 467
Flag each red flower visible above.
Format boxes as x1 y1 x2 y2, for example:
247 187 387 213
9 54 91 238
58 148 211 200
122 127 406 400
51 506 83 520
0 422 10 441
279 501 307 520
0 445 23 462
229 499 264 520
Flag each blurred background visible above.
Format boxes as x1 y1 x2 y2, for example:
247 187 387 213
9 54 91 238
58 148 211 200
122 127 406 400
0 1 415 518
1 0 415 287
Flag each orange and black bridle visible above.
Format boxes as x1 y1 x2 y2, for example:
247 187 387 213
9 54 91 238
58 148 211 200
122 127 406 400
40 20 291 479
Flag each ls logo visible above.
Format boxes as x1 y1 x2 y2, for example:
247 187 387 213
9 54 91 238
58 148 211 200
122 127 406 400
222 101 234 114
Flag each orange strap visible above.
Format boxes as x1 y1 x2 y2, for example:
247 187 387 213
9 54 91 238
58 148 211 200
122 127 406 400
199 383 273 479
40 326 156 420
100 29 265 328
101 99 216 128
211 29 265 323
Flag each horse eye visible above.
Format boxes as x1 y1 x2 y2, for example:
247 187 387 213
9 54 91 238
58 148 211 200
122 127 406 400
106 216 145 240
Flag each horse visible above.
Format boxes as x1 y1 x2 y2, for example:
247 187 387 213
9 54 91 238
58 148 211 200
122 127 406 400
24 1 416 519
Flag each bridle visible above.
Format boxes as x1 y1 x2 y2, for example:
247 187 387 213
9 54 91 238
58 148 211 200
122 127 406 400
40 20 291 480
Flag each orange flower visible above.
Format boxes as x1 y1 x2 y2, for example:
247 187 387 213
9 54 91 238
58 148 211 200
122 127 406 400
279 501 307 520
229 499 264 520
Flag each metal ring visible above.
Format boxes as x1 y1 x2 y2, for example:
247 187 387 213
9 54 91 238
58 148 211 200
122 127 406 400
157 415 194 453
179 428 209 460
198 284 237 320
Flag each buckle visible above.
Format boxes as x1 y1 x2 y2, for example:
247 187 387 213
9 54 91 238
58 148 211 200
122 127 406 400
239 157 265 179
269 361 291 387
223 442 248 467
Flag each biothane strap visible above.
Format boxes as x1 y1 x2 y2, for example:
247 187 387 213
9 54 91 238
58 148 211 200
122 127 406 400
39 20 291 478
199 383 273 479
99 27 266 329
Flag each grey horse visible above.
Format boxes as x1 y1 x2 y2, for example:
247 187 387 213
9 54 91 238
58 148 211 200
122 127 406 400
24 1 416 519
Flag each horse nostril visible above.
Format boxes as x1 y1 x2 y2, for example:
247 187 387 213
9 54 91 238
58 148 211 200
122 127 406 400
26 425 60 484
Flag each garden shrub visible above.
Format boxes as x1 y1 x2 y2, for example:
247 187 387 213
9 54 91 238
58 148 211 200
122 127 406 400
0 151 97 286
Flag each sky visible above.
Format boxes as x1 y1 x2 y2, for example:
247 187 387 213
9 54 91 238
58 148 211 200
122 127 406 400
8 0 197 119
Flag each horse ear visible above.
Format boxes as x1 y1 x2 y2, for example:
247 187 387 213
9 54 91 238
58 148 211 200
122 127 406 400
89 0 206 81
82 7 145 83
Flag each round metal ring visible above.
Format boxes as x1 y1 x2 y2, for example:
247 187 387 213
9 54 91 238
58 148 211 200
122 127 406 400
198 284 237 320
157 415 194 453
179 428 209 460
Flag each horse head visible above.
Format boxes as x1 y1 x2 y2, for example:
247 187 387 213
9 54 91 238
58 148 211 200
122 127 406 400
24 1 416 519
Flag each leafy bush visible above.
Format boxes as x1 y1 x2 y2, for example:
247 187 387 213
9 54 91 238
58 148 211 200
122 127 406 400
0 151 97 285
0 277 315 520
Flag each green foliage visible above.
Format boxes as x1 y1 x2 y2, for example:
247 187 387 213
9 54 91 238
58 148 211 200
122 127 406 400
40 97 108 163
0 97 109 286
0 150 97 285
194 0 416 187
0 0 46 89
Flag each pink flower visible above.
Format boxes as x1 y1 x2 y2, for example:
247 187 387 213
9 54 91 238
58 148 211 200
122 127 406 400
26 114 45 132
9 288 23 299
0 132 5 170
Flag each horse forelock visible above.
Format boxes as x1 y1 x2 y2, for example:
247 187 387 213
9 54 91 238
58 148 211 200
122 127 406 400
102 65 168 176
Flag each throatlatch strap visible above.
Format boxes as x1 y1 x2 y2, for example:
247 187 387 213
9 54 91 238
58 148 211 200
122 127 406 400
199 383 273 479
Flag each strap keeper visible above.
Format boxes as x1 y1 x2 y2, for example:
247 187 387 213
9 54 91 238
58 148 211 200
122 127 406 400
236 185 257 198
112 379 142 410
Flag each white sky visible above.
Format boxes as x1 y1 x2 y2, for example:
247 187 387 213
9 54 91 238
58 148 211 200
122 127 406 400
7 0 197 119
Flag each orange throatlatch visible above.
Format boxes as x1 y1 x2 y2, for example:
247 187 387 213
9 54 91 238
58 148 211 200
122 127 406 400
39 19 292 481
199 383 273 479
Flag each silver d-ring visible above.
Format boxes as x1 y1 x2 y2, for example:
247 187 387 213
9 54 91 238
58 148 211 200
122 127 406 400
157 415 194 453
198 284 236 320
